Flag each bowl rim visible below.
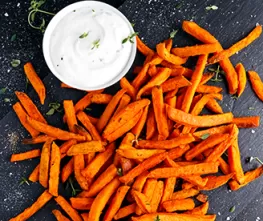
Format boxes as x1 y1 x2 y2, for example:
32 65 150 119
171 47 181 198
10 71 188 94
42 0 137 91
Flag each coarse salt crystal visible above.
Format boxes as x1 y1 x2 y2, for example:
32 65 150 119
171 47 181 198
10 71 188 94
4 13 8 17
252 129 255 133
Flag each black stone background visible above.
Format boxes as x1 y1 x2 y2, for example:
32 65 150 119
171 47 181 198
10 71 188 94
1 0 263 220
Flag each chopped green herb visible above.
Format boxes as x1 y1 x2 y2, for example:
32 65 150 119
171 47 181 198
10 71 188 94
200 133 210 140
46 102 62 115
231 95 238 100
247 156 263 165
122 32 139 44
4 98 10 103
11 59 21 68
11 34 17 41
79 32 89 39
46 108 55 116
117 168 123 176
229 206 236 213
175 3 182 9
25 78 30 91
209 65 223 82
85 108 92 111
19 177 30 186
92 9 95 12
248 107 255 110
130 23 135 27
66 177 81 196
154 215 161 221
0 87 7 95
170 29 178 39
92 39 100 49
206 5 218 11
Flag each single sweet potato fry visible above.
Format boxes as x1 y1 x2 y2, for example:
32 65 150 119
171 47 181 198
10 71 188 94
104 186 130 221
147 65 158 77
232 116 260 128
55 195 82 221
89 177 121 221
200 73 215 85
49 142 61 196
199 173 234 190
167 145 191 160
193 124 233 139
167 106 233 127
117 148 165 160
185 202 209 215
63 100 78 133
171 188 199 200
70 197 94 210
132 171 149 192
162 198 195 212
79 164 117 198
132 190 152 214
113 94 132 117
10 149 41 162
29 164 40 182
82 143 115 182
13 102 40 137
114 204 136 220
171 43 221 57
119 152 168 184
132 63 150 90
136 36 155 56
61 158 74 183
27 116 86 141
120 77 137 100
208 25 262 64
74 124 92 141
52 209 70 221
138 134 195 149
15 91 47 124
74 155 89 190
146 107 157 140
206 99 223 114
39 139 53 188
248 70 263 101
236 63 247 97
22 135 54 145
148 162 219 179
158 76 192 94
218 157 230 175
10 190 52 221
81 213 89 221
24 62 46 105
150 181 164 212
91 93 112 104
131 105 149 138
160 177 176 207
67 141 104 156
196 85 222 94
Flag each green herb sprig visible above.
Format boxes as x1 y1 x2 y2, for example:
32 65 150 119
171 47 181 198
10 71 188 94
170 29 178 39
247 156 263 165
19 177 30 186
154 215 161 221
65 177 81 196
200 133 210 140
229 206 236 213
46 102 62 116
28 0 55 33
79 32 89 39
0 87 7 95
11 59 21 68
208 66 224 82
92 39 100 49
206 5 218 11
122 32 139 44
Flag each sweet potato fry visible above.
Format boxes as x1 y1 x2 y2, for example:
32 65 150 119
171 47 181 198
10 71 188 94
132 190 152 214
67 141 104 156
22 135 54 145
10 149 41 162
74 155 89 190
104 186 130 221
52 209 70 221
182 20 238 94
15 91 47 124
136 36 155 56
74 124 92 141
85 114 98 125
167 145 191 160
27 116 85 141
200 73 215 85
193 124 233 139
146 107 157 140
24 62 46 105
79 164 117 198
29 164 40 182
208 25 262 64
148 162 219 178
171 43 221 57
114 204 136 220
117 148 165 160
103 99 150 137
199 173 234 190
206 99 223 114
119 152 168 184
233 116 260 128
236 63 247 97
132 63 150 90
138 134 195 149
196 85 222 94
248 70 263 101
167 106 233 127
218 157 230 175
120 77 137 100
150 181 164 212
104 110 142 143
63 100 78 133
185 134 229 161
81 213 90 221
113 94 132 117
158 76 192 94
70 197 94 210
148 65 158 77
82 143 115 182
10 190 52 221
160 177 176 206
131 105 149 138
171 188 199 200
162 198 195 212
89 177 121 221
181 54 208 113
132 171 149 192
55 195 82 221
61 158 74 183
91 93 112 104
39 139 53 188
49 142 61 196
131 213 216 221
196 193 208 203
13 102 40 137
137 68 171 99
156 42 188 65
185 202 209 215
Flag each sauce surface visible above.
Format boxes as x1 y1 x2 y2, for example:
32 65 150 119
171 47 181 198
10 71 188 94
50 5 133 89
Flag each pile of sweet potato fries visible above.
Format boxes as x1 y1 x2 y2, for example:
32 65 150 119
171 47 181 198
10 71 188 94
9 21 263 221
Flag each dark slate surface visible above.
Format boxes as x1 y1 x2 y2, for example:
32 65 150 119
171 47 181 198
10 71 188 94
1 0 263 220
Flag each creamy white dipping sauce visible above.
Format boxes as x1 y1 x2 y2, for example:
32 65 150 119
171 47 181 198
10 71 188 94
49 4 134 89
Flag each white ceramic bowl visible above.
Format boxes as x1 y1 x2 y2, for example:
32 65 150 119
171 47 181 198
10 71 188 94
43 1 136 91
